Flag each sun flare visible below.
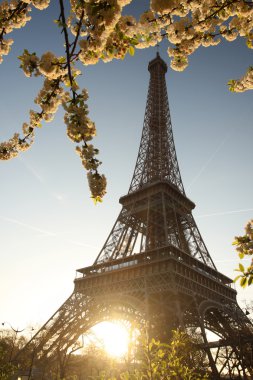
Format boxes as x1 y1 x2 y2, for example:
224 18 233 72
92 321 130 357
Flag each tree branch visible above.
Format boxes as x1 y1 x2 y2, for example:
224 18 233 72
59 0 75 98
0 1 29 41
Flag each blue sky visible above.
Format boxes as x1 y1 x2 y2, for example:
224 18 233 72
0 2 253 329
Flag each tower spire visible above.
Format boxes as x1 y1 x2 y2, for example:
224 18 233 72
94 54 216 269
129 54 184 194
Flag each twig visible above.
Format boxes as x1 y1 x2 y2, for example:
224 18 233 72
70 10 85 57
0 1 29 41
59 0 75 99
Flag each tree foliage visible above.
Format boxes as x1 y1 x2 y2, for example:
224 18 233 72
95 329 209 380
0 327 210 379
0 340 17 380
234 219 253 287
0 331 28 380
0 0 252 200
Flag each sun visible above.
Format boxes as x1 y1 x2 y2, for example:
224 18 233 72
91 321 130 358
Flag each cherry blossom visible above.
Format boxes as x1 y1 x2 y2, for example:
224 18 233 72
0 0 252 201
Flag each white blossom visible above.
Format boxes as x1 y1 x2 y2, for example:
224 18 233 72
39 52 67 79
1 0 253 201
32 0 50 10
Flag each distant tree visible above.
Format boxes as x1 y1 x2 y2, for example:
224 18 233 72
0 331 28 380
37 341 121 380
233 219 253 287
0 338 17 379
0 0 252 200
1 327 210 379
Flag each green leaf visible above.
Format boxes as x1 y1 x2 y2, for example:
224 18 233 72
240 277 247 288
233 275 242 283
238 252 245 259
239 263 245 272
131 38 139 45
228 79 235 92
91 195 103 205
246 39 252 48
248 276 253 286
129 46 135 56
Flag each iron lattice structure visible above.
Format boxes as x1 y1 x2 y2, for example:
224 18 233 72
21 54 253 379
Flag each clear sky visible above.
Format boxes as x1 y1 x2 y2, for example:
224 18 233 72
0 1 253 331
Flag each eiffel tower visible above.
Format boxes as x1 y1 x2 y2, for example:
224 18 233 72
21 54 253 379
